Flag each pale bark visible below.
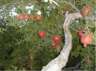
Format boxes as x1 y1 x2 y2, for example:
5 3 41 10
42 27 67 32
41 12 82 71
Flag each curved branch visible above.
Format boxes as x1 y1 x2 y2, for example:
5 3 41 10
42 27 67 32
41 12 82 71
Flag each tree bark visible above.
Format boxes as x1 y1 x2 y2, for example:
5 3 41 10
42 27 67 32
41 12 82 71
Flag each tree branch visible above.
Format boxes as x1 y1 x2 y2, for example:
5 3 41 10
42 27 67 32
41 12 82 71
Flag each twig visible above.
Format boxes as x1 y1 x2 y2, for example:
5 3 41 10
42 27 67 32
85 15 96 21
63 1 79 12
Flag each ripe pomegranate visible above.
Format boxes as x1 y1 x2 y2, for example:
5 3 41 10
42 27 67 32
78 31 93 47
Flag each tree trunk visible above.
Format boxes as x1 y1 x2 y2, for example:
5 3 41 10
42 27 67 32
41 12 82 71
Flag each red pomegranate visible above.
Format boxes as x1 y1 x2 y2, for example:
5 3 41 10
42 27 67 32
52 35 61 47
29 15 43 21
16 13 29 20
38 31 46 39
80 5 92 16
78 31 93 47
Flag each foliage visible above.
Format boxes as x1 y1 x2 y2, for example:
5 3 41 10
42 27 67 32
0 0 95 71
